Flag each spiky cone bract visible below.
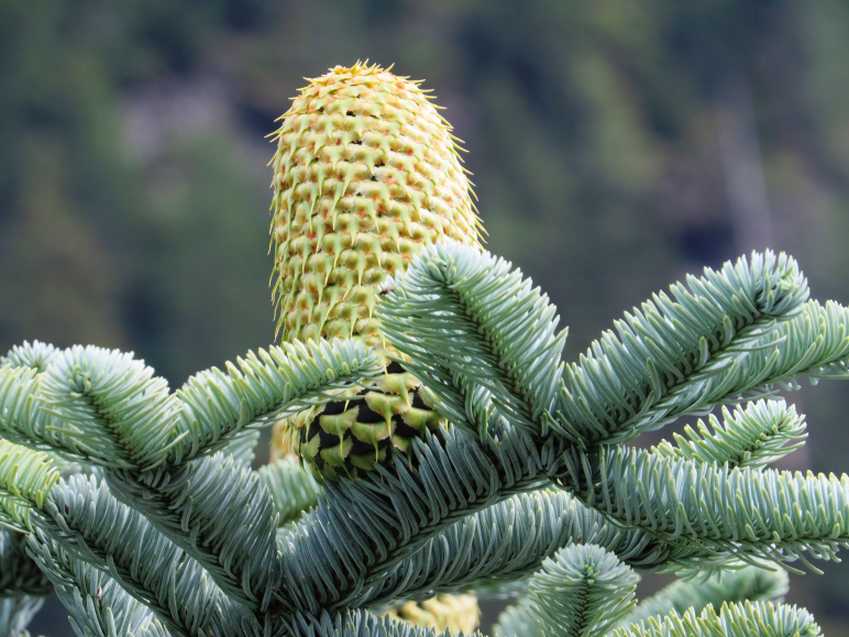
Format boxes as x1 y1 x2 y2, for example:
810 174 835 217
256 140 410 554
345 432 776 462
268 61 481 480
384 594 480 634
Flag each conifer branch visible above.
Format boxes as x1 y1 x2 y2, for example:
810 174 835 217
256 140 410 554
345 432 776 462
368 490 657 608
1 341 59 374
0 596 43 637
709 299 849 395
652 400 806 469
270 278 848 616
0 441 60 533
0 529 51 596
173 339 384 463
557 250 809 445
26 533 170 637
0 340 382 622
2 242 849 635
493 544 639 637
379 242 567 438
620 565 788 626
274 427 562 615
355 247 847 611
26 474 239 637
560 446 849 573
106 452 281 610
0 341 382 470
258 457 322 526
594 402 811 578
611 600 821 637
38 346 181 470
0 347 281 612
0 368 82 463
567 299 849 448
370 408 801 606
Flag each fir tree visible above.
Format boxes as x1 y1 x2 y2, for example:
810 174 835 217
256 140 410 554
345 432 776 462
2 64 849 637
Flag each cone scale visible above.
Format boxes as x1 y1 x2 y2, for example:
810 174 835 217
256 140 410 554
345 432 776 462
269 62 482 480
384 594 480 633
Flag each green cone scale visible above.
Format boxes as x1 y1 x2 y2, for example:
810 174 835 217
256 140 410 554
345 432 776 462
268 62 482 480
298 362 443 479
384 593 480 633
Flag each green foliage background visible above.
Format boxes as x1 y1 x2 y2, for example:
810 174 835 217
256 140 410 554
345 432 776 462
2 1 849 632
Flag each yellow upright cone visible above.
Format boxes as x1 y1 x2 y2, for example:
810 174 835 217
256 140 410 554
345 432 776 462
385 593 480 634
269 62 482 479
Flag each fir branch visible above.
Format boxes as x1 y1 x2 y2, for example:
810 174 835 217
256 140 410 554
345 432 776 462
0 530 51 596
0 368 79 462
0 340 383 470
0 368 105 475
708 299 849 395
282 248 846 623
580 402 815 578
0 596 42 637
2 341 385 628
274 427 562 615
380 242 567 438
106 452 281 611
33 474 239 637
366 436 800 608
258 457 322 526
557 250 809 444
26 532 169 637
223 429 261 466
36 347 180 470
583 299 849 446
611 600 821 637
172 339 384 463
3 341 378 614
652 400 806 469
561 446 849 573
620 565 788 626
0 440 60 532
367 490 659 609
1 341 59 374
493 544 639 637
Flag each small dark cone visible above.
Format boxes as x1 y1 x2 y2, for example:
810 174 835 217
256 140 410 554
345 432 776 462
297 362 444 480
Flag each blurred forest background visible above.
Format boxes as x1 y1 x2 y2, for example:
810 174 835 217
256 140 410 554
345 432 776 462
4 1 849 633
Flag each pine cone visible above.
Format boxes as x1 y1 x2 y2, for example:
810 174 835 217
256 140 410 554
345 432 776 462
268 61 482 480
384 593 480 634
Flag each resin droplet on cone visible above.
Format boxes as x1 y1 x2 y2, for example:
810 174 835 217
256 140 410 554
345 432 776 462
269 61 482 480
